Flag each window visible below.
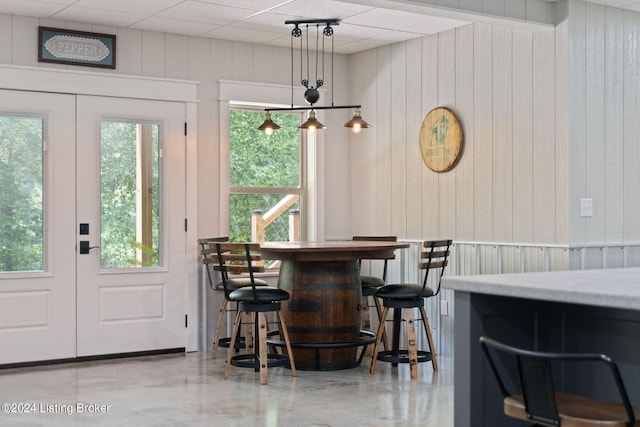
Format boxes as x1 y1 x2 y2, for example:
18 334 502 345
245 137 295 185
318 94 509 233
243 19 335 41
228 108 304 243
0 114 45 273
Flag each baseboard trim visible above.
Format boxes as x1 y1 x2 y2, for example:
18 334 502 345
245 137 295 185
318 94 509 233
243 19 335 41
0 347 185 370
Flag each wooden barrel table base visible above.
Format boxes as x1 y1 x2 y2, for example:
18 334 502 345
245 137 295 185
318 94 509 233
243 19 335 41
278 259 367 370
257 241 411 371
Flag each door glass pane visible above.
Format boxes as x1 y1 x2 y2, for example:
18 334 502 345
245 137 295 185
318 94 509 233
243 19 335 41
100 120 161 269
0 115 44 272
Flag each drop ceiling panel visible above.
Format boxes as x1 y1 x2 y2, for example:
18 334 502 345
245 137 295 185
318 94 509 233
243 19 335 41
157 1 256 25
269 0 374 20
0 0 67 18
131 16 220 36
52 6 145 27
72 0 183 15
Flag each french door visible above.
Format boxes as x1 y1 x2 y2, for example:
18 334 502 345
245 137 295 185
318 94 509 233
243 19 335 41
0 90 187 364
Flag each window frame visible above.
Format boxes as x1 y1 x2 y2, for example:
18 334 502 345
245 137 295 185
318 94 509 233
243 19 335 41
218 80 326 243
228 105 306 242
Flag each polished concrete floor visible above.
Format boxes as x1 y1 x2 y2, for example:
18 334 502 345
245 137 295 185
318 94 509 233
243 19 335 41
0 351 454 426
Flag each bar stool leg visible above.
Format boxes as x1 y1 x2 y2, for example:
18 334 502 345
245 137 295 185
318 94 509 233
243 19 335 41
361 296 373 356
370 306 389 374
277 311 297 377
391 308 402 367
212 299 228 359
405 308 418 379
419 306 438 372
243 312 254 355
224 310 243 380
258 312 268 385
373 296 389 351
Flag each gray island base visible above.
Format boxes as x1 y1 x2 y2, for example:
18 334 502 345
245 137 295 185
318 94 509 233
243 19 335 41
442 268 640 427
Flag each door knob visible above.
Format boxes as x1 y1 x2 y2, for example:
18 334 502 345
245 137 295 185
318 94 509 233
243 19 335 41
79 241 100 254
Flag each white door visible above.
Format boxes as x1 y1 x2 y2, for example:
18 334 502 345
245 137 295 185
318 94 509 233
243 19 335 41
0 90 76 364
0 87 190 365
76 95 186 356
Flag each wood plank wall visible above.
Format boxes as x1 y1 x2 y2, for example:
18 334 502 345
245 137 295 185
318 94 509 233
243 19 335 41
348 21 567 245
568 0 640 246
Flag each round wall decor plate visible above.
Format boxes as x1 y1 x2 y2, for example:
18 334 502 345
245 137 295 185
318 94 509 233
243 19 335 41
419 107 463 173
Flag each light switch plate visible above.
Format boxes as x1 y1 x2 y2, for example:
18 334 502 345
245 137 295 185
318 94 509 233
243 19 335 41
580 198 593 217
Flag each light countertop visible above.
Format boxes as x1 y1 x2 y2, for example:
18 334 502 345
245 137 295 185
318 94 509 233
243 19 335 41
441 268 640 311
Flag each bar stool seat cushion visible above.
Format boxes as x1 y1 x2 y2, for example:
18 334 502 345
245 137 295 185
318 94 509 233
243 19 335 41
505 393 640 427
214 277 268 291
229 287 290 303
361 275 385 289
375 284 435 300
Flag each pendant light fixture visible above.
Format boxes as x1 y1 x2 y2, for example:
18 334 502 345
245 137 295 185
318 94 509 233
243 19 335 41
257 19 370 134
299 110 326 133
343 108 371 133
256 112 281 135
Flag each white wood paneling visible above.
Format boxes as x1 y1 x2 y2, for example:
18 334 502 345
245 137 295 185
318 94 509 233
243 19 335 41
555 10 569 246
165 34 189 80
350 49 378 234
376 46 393 232
585 3 606 243
438 30 457 240
142 31 166 78
391 43 408 238
623 11 640 242
604 8 624 243
532 29 556 244
406 38 424 239
512 29 534 243
473 23 494 242
566 1 640 246
421 35 440 237
569 0 587 244
492 25 513 243
117 28 143 75
454 25 475 241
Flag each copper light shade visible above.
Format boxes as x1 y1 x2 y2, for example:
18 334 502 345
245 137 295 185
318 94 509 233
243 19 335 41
343 109 371 133
299 110 326 132
257 112 281 135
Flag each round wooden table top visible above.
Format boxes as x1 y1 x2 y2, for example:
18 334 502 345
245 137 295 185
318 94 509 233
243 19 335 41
258 240 409 262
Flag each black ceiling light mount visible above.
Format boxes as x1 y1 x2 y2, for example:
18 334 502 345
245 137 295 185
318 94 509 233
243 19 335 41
257 18 370 135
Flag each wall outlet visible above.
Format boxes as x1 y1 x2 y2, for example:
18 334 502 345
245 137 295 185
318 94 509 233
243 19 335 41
580 198 593 217
440 300 449 316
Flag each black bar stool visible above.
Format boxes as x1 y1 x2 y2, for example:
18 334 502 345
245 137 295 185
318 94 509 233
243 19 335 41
198 237 269 359
480 336 640 427
370 239 451 379
215 242 296 385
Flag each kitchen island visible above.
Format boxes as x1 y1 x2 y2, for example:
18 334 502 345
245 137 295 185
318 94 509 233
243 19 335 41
442 268 640 427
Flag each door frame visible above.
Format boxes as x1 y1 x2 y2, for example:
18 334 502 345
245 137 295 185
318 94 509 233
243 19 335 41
0 64 199 352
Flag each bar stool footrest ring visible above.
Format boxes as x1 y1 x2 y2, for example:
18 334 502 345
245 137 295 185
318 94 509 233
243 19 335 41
230 352 291 369
376 349 433 364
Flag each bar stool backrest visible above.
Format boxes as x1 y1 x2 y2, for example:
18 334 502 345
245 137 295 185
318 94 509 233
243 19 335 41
419 239 452 296
198 237 229 290
352 235 397 282
479 336 637 427
213 242 265 301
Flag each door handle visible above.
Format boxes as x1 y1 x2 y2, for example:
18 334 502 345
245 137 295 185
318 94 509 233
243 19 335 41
79 241 100 254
